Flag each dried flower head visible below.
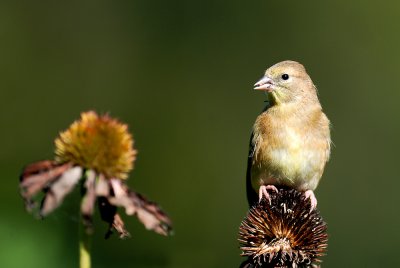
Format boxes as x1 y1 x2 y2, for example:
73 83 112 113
20 111 172 238
239 188 328 268
55 111 136 179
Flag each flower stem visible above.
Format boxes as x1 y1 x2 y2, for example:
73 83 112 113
79 217 92 268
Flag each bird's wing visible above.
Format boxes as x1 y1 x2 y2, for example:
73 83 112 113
246 102 271 206
246 131 258 206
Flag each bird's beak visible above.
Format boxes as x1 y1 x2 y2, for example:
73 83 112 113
254 76 274 91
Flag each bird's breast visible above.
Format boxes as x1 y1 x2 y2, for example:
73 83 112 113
256 126 318 173
251 107 329 190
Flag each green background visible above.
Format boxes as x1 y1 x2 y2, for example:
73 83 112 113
1 1 399 267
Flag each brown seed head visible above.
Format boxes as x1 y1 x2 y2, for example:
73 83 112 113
239 188 328 268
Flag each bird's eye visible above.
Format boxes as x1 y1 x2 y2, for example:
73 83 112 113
281 74 289 80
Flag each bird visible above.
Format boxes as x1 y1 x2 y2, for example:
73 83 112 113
246 60 331 210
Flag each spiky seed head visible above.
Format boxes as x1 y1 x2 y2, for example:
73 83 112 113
239 188 328 268
55 111 136 179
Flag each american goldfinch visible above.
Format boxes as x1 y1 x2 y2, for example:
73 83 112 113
246 60 331 210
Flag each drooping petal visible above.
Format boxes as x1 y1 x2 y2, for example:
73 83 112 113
108 179 173 236
95 174 109 196
109 179 135 213
111 213 130 239
20 161 72 200
41 166 83 216
132 191 173 236
98 196 130 239
81 170 97 232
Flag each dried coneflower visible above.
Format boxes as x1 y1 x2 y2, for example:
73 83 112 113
20 111 173 268
238 188 328 268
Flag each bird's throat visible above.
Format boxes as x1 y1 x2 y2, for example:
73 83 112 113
268 91 282 106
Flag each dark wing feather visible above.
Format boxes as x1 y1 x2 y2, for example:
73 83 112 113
246 131 258 206
246 102 271 207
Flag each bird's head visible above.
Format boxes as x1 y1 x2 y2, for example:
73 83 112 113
254 61 316 105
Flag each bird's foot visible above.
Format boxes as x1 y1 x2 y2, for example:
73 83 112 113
304 190 317 211
258 185 279 204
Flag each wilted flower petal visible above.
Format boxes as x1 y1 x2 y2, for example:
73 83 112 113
81 170 97 231
98 196 130 239
41 166 82 216
108 179 173 236
95 174 109 196
20 161 72 204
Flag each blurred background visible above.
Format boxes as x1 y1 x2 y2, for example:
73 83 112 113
1 1 399 267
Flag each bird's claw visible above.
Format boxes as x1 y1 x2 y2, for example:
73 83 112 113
258 185 279 204
304 190 317 212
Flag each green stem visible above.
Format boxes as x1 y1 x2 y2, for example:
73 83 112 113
79 217 91 268
79 170 92 268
